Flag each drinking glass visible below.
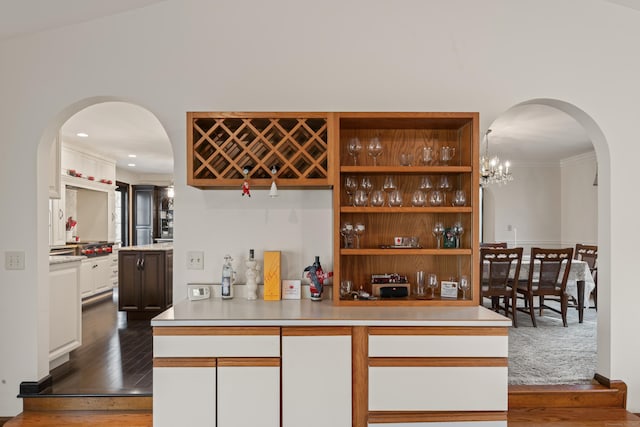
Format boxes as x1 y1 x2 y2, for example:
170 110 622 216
416 271 426 297
459 275 470 299
419 176 433 191
353 189 368 207
354 222 365 248
428 273 439 297
432 222 445 248
360 176 373 195
370 190 385 207
419 146 434 165
344 176 358 206
399 152 413 166
438 176 452 204
367 137 383 166
388 189 403 207
411 190 426 207
428 190 443 206
340 222 355 248
452 189 467 206
347 138 362 165
382 175 397 194
452 221 464 248
340 280 353 299
439 146 456 165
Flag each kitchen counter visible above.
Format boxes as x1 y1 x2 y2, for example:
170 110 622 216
49 255 86 265
119 242 173 251
151 298 511 327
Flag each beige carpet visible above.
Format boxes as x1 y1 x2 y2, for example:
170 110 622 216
505 300 597 385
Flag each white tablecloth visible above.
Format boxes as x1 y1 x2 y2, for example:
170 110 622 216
483 256 596 308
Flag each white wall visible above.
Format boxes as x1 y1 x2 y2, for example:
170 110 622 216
483 164 561 252
0 0 638 415
561 152 598 247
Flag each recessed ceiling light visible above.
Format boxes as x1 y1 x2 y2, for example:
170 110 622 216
77 132 89 138
128 154 137 158
128 163 136 167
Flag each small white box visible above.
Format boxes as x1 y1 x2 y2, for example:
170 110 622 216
282 279 301 300
440 281 459 299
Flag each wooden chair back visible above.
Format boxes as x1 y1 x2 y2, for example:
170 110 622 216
527 247 573 294
575 243 597 271
480 247 523 295
480 242 508 249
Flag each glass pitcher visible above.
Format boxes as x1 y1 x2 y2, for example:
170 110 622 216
439 146 456 165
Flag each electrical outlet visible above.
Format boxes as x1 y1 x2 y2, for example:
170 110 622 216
5 251 25 270
187 251 204 270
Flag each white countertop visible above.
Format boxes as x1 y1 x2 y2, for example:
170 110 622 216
119 243 173 251
151 298 511 327
49 255 86 265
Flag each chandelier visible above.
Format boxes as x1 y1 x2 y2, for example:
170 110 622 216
480 129 513 186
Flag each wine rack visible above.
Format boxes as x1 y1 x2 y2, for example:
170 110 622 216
187 112 333 188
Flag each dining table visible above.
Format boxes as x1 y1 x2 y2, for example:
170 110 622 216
483 255 596 323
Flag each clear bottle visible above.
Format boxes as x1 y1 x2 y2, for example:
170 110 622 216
221 254 234 299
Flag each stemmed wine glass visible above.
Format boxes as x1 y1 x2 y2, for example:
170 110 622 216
383 175 396 193
428 273 439 298
340 222 355 248
360 176 373 196
432 222 445 248
367 137 383 166
344 176 358 206
347 138 362 165
452 221 464 248
354 222 365 249
459 275 470 299
438 176 452 205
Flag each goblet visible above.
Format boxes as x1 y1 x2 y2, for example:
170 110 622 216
452 221 464 248
367 137 383 166
354 222 366 248
411 190 426 207
438 176 452 204
427 273 439 297
340 222 355 248
344 176 358 206
370 190 385 207
428 190 444 206
388 189 403 207
353 189 368 207
432 222 445 248
459 275 470 299
452 189 467 206
360 176 373 195
347 137 362 165
382 175 397 194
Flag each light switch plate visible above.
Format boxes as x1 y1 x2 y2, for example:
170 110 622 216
187 251 204 270
5 251 25 270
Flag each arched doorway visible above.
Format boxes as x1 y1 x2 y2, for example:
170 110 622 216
480 98 610 384
38 97 173 393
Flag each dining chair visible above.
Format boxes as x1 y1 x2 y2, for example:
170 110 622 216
480 247 523 327
575 243 598 309
517 247 574 327
480 242 508 248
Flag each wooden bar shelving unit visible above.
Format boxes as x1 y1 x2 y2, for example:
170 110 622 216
332 112 480 306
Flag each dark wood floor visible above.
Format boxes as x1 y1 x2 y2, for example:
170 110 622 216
45 291 153 395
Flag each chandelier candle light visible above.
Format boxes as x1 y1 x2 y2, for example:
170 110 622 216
480 129 513 186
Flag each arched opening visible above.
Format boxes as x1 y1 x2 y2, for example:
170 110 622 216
480 98 610 384
38 97 173 394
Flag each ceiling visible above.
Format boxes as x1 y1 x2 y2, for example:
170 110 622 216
3 0 617 171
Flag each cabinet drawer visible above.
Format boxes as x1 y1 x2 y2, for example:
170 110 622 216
368 327 508 358
369 365 508 411
154 327 280 357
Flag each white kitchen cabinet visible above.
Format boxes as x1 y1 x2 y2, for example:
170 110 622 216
153 362 216 427
109 252 119 289
49 260 82 369
282 327 352 427
50 190 67 246
80 257 112 299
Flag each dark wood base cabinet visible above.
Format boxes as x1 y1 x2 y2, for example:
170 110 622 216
118 249 173 317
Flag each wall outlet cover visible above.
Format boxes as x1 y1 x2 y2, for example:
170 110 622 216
187 251 204 270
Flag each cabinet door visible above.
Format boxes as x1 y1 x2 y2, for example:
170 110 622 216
107 190 116 243
93 257 111 294
49 263 81 361
218 359 280 427
282 328 352 427
133 185 155 245
79 259 94 298
118 251 142 311
51 192 67 246
140 251 166 310
153 360 216 427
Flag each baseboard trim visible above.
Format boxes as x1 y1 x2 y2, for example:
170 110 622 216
19 375 52 395
594 373 627 408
